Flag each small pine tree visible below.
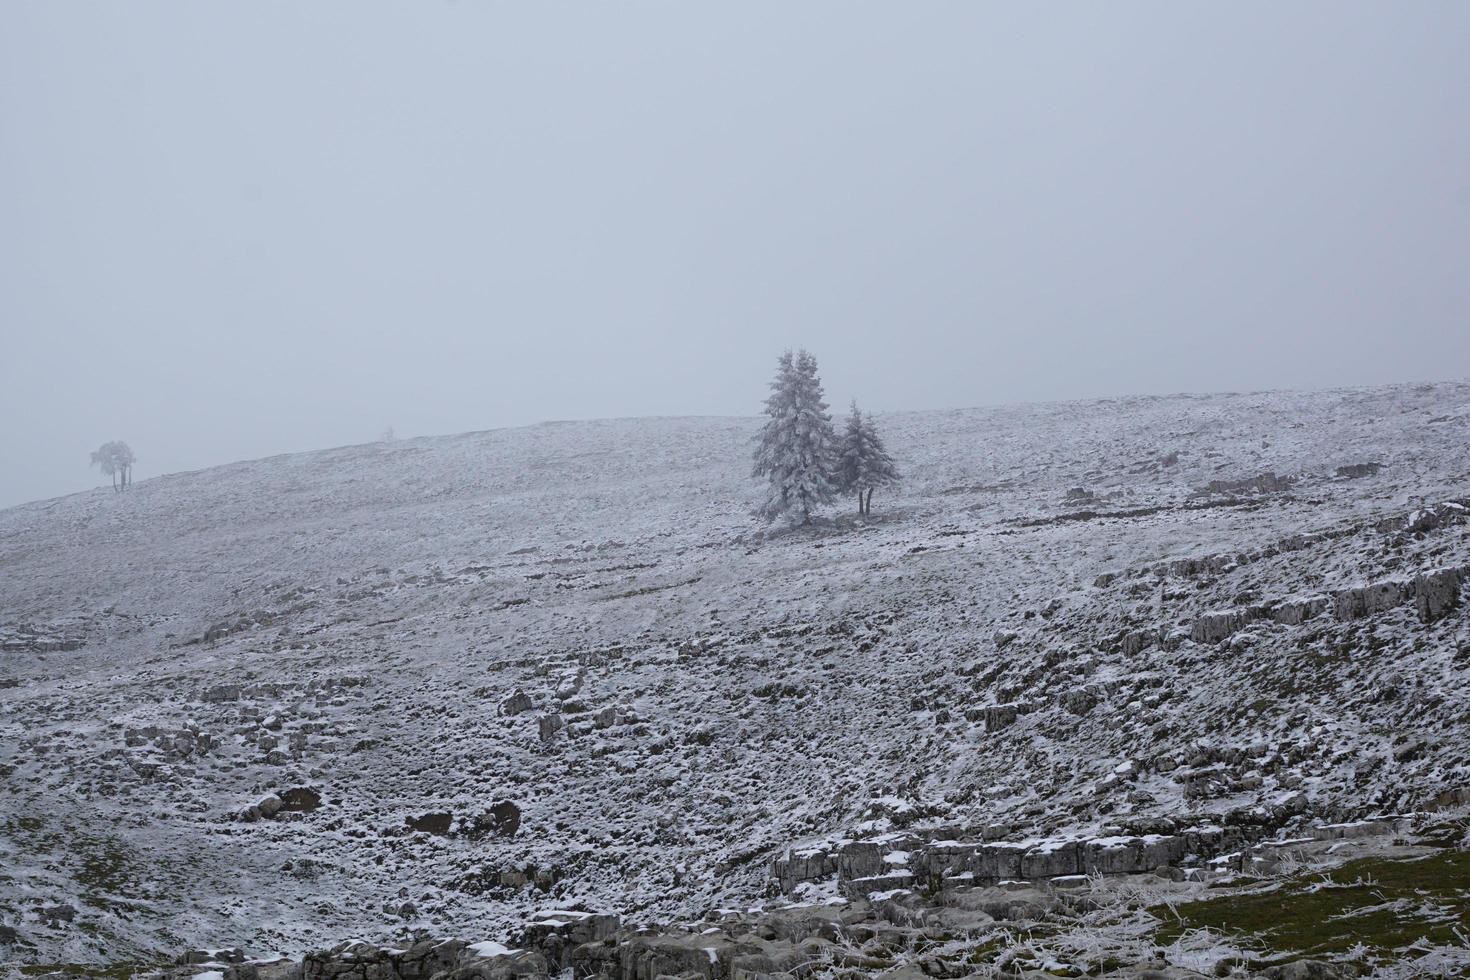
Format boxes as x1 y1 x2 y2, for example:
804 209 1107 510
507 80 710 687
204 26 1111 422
752 349 839 524
836 402 898 515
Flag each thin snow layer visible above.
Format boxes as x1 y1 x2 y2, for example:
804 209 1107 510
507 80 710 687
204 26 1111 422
2 384 1469 962
467 941 509 958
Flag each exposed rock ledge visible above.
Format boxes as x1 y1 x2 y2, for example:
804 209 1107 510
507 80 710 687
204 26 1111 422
106 808 1462 980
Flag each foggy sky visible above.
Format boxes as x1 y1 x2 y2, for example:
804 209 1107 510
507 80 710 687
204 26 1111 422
3 2 1468 509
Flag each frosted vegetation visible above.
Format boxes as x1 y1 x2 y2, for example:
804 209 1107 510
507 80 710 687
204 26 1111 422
88 442 136 493
752 350 898 524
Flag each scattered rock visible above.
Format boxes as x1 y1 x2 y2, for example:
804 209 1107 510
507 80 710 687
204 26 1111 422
537 714 565 742
500 690 533 716
1201 472 1295 495
462 801 520 839
1334 579 1411 620
1413 567 1463 623
279 787 322 813
225 958 301 980
407 812 454 836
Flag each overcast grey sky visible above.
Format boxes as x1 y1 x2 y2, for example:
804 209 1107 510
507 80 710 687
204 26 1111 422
2 2 1468 509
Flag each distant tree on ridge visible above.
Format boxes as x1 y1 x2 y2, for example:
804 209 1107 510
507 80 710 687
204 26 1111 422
90 441 136 491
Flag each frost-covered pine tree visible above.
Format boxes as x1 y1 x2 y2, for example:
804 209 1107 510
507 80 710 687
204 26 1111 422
836 402 898 515
752 349 839 524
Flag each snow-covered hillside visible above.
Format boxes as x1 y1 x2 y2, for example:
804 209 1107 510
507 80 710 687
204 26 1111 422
2 383 1469 965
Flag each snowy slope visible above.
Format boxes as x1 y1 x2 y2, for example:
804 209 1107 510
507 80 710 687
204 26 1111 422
2 383 1469 963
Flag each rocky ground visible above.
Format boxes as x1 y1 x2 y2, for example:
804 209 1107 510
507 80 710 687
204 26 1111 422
2 383 1469 977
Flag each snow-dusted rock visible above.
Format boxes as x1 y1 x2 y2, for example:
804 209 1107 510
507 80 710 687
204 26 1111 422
536 713 564 742
517 910 620 971
1413 567 1463 623
499 690 533 716
224 959 301 980
1333 579 1411 620
304 940 467 980
1019 840 1082 879
462 801 520 839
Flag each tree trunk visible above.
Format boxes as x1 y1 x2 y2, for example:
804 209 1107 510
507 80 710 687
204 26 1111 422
865 488 874 514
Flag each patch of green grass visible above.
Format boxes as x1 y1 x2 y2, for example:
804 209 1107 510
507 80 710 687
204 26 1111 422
2 815 159 914
75 839 132 896
964 936 1009 964
1153 849 1470 966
